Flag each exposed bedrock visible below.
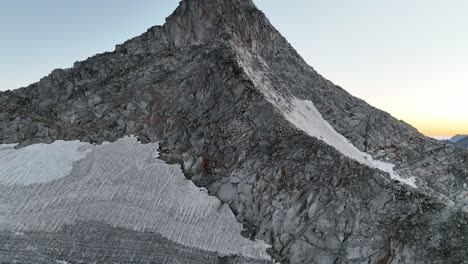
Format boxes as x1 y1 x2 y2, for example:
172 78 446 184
1 0 467 263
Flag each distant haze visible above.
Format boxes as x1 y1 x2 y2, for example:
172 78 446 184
0 0 466 137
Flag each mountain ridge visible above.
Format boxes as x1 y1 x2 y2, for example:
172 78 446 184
450 134 468 143
450 135 468 149
456 137 468 148
1 0 467 263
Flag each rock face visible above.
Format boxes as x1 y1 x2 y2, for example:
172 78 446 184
449 135 468 149
1 0 467 263
456 137 468 148
450 134 468 143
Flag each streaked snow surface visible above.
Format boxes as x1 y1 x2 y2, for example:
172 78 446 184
0 141 92 185
0 136 270 260
236 50 417 188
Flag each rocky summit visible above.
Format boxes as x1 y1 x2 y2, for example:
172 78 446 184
1 0 468 263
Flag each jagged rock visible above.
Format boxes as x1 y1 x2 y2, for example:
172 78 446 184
0 0 467 263
451 135 468 149
450 134 468 143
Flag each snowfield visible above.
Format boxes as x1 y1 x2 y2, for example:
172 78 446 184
0 136 271 260
0 141 92 185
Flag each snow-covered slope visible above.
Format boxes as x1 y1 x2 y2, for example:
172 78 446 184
0 137 270 261
0 141 91 185
283 98 418 188
236 50 417 188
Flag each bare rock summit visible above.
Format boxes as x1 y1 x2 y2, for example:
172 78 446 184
1 0 467 263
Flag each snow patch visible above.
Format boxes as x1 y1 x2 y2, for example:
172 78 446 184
0 137 271 260
0 140 92 185
283 99 417 188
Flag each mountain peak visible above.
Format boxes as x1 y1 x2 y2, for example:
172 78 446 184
1 1 467 263
163 0 270 49
115 0 275 57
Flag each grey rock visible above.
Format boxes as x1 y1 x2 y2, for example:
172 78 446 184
218 183 237 202
455 137 468 148
450 134 468 143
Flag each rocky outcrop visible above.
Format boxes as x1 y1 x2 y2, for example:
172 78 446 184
450 134 468 143
456 137 468 148
449 135 468 149
1 0 467 263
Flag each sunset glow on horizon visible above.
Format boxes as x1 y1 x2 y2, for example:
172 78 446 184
334 68 468 137
401 117 468 138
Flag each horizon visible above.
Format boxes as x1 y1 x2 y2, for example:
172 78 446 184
0 0 466 137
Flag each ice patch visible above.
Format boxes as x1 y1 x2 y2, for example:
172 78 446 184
0 140 92 185
283 99 417 188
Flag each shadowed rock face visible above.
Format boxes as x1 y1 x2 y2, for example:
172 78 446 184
456 137 468 148
451 135 468 149
1 0 467 263
450 134 468 143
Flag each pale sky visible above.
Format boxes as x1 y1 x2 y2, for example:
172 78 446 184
0 0 467 136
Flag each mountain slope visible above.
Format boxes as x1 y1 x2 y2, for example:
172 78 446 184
1 0 467 263
455 136 468 148
450 134 468 143
445 135 468 149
